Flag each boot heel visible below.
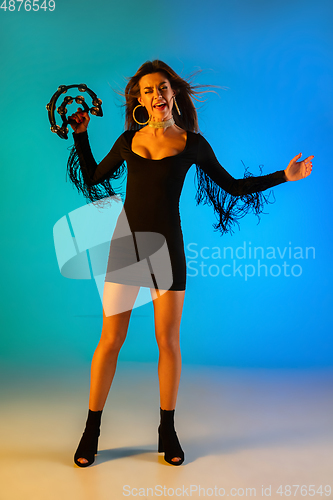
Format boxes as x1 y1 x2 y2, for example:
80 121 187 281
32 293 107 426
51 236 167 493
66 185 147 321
158 426 164 453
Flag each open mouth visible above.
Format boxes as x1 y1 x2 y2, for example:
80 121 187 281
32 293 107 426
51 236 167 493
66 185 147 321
154 103 167 110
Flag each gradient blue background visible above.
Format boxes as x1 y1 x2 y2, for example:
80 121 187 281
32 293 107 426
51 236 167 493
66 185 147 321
1 0 332 372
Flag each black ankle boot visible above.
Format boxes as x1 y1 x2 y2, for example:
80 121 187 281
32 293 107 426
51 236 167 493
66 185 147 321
74 409 103 467
158 407 184 466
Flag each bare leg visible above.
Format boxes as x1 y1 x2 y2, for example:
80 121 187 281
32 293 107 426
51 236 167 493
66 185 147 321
76 282 140 465
150 288 185 463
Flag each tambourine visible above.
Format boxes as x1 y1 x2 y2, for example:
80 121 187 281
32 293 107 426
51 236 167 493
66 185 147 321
46 84 103 139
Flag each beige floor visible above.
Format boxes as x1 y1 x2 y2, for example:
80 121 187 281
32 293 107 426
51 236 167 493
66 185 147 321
0 363 332 500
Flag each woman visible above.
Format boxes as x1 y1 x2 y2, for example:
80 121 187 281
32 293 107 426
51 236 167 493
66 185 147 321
67 60 313 468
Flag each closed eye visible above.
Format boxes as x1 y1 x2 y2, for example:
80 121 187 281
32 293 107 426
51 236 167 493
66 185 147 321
144 86 169 94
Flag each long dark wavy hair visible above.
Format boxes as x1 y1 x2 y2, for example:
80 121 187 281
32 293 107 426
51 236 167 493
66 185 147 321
123 60 210 132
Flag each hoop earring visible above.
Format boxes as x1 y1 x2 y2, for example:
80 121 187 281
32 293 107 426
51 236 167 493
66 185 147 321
133 104 150 125
173 96 181 116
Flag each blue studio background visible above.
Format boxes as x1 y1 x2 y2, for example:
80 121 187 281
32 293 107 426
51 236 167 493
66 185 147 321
0 0 332 373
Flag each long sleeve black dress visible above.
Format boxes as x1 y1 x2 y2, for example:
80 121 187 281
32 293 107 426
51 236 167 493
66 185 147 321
68 129 287 291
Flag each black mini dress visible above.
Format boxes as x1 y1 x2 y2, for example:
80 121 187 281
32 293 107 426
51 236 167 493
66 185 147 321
69 129 287 291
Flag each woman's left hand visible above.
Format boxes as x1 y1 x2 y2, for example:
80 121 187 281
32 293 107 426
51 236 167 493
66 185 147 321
284 153 314 181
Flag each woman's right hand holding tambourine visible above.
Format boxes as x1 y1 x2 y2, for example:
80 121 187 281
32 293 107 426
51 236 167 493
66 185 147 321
68 107 90 134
